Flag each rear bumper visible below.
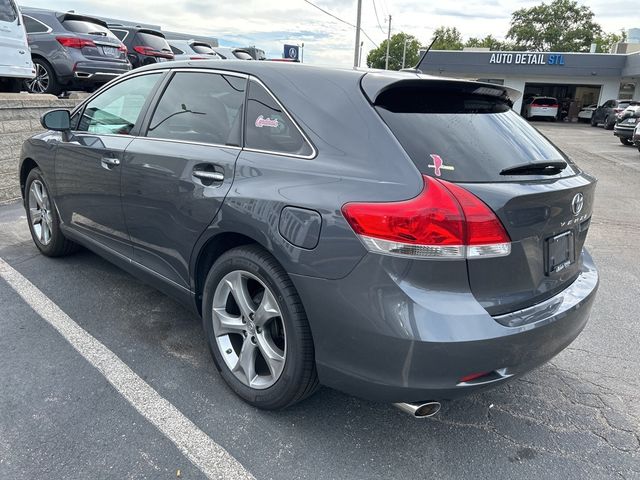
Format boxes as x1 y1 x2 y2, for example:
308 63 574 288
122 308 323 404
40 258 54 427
292 249 598 403
71 61 130 84
614 126 635 139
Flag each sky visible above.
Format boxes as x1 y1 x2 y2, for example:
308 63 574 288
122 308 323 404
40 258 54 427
22 0 633 66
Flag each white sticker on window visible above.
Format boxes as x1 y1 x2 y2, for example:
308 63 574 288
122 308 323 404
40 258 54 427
255 115 279 128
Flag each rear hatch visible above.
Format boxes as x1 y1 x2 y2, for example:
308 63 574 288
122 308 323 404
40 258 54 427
362 75 596 316
133 29 174 60
0 0 30 69
58 13 127 63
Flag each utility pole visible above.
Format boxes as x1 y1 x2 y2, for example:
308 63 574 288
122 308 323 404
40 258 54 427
358 41 364 67
301 42 304 63
401 37 408 68
353 0 362 68
385 14 392 70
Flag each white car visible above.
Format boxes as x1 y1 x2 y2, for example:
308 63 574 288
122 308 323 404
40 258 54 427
522 96 559 120
578 104 597 122
168 39 221 61
0 0 34 92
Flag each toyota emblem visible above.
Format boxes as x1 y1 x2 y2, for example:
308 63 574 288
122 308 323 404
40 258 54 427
571 193 584 216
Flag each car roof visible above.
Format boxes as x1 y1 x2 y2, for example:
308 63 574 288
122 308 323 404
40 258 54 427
130 60 522 103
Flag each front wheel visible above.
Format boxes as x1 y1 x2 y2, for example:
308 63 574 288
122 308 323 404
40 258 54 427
620 137 633 146
24 59 61 96
25 168 78 256
202 245 318 409
604 116 614 130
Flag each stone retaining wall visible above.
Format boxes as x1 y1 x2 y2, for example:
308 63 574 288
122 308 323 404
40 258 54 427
0 94 81 204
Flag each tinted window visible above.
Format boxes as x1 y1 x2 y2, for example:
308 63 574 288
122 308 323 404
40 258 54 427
170 45 184 54
137 31 170 51
62 19 116 38
375 85 576 182
244 80 313 157
192 43 215 55
619 102 631 109
23 15 48 33
111 29 128 41
0 0 17 22
533 97 557 106
147 72 246 146
77 73 161 135
234 51 253 60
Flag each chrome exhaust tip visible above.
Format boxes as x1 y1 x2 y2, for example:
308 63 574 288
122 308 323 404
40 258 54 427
393 401 441 418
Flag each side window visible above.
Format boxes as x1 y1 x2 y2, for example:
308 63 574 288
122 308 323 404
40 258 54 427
0 0 17 22
77 73 161 135
244 80 313 157
147 72 246 146
23 15 49 33
111 29 128 42
170 45 183 55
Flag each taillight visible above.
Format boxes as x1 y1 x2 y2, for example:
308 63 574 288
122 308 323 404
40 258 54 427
56 36 96 49
133 46 173 59
118 43 127 54
341 175 511 259
189 56 207 60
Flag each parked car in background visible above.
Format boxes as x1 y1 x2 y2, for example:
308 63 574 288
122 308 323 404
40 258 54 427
20 62 598 415
109 26 173 68
168 39 220 61
0 0 34 92
522 96 559 120
591 99 637 130
20 8 129 95
633 123 640 152
577 104 597 122
614 105 640 146
213 47 253 60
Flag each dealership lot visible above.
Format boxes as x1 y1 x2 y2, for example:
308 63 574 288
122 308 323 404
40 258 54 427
0 123 638 479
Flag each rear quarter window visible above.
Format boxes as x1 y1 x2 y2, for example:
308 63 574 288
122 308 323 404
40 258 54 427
375 85 577 182
23 15 48 33
244 80 313 157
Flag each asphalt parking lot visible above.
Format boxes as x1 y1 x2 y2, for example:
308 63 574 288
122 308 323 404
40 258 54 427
0 122 638 479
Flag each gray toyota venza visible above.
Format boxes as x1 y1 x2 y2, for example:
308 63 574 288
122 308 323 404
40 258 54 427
19 61 599 417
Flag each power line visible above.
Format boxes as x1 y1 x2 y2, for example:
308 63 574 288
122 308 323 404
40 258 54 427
302 0 379 47
372 0 386 35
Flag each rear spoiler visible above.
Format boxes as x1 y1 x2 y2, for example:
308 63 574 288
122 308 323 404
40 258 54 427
138 28 166 38
361 73 522 106
56 12 109 29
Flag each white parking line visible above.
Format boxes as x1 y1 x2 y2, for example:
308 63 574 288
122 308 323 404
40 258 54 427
0 257 254 480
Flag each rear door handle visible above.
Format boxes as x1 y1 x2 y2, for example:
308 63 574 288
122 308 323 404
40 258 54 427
101 157 120 167
193 170 224 182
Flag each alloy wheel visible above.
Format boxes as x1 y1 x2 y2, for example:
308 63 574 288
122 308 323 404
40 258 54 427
26 63 50 94
212 270 286 389
28 180 53 245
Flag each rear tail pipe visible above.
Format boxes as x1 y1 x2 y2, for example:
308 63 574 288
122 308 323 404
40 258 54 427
393 401 441 418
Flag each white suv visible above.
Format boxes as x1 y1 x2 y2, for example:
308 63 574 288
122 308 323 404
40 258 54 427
522 96 559 121
0 0 34 92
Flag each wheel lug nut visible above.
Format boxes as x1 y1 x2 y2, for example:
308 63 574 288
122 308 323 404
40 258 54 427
256 327 261 333
226 348 232 354
251 336 256 344
249 313 254 320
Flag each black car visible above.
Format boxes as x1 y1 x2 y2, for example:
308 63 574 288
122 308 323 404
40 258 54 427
21 8 130 95
614 106 640 145
109 26 174 68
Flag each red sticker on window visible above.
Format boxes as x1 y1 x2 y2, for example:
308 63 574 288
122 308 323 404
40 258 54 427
255 115 279 128
428 154 455 177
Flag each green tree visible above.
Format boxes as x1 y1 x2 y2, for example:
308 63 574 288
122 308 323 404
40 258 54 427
429 26 464 50
464 35 515 51
506 0 603 52
366 32 421 70
595 30 627 53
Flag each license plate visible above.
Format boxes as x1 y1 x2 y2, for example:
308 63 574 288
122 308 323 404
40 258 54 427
546 231 575 274
100 46 118 57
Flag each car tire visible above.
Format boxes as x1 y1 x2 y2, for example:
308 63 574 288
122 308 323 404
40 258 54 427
24 168 79 257
24 58 61 96
202 245 319 409
619 137 633 146
590 116 598 127
604 116 614 130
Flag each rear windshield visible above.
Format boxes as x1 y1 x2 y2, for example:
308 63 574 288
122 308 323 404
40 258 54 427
0 0 18 22
619 102 631 109
375 86 576 182
532 97 557 105
234 51 253 60
192 43 216 55
62 19 116 38
137 31 170 51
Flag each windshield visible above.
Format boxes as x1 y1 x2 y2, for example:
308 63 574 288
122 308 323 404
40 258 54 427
375 85 577 182
137 31 171 51
0 0 18 22
62 19 116 38
192 43 217 55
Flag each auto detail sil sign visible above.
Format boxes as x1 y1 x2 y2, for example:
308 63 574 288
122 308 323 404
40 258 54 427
489 53 565 65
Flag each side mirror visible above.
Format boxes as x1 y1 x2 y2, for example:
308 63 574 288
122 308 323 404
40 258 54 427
41 109 71 131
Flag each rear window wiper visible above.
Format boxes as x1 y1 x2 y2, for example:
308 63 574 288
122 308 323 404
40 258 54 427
500 161 567 176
